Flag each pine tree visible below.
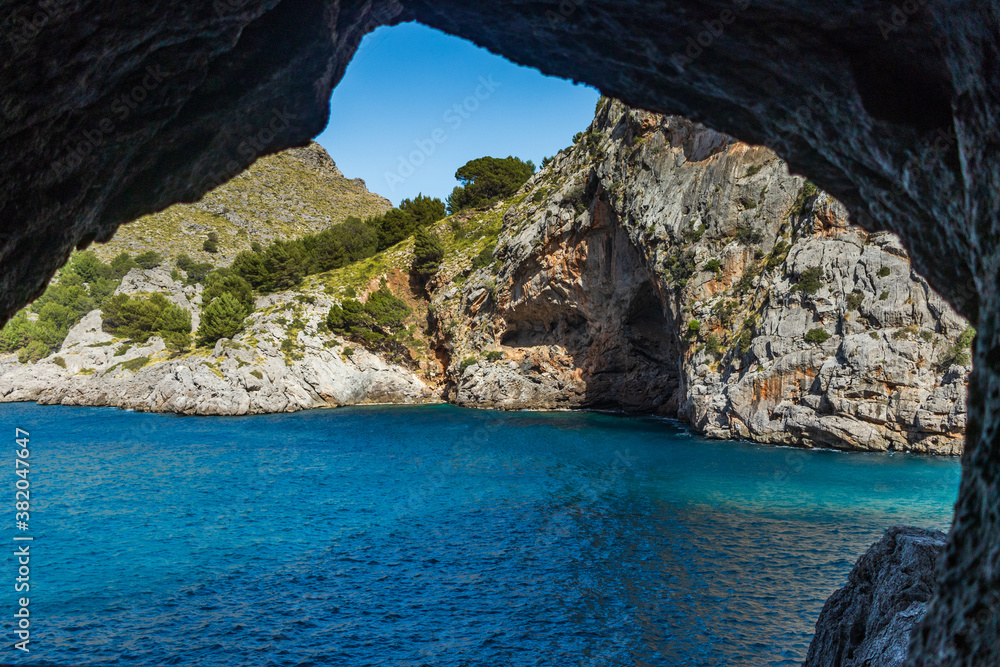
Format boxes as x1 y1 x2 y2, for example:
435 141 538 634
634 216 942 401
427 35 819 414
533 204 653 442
183 262 214 285
232 251 268 289
102 293 190 342
70 252 112 283
110 252 137 279
446 156 536 213
155 303 193 335
134 251 162 270
372 208 416 251
412 227 445 281
203 275 254 314
262 240 306 291
365 285 410 332
399 194 446 227
197 292 247 345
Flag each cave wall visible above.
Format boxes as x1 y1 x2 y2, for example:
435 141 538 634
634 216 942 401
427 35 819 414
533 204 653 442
2 0 998 663
0 0 405 326
443 193 685 415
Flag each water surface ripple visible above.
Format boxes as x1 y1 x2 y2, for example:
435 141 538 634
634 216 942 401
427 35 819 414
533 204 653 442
0 404 960 666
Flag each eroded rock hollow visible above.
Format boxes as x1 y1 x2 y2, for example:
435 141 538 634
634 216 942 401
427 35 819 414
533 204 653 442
436 103 969 455
2 0 998 663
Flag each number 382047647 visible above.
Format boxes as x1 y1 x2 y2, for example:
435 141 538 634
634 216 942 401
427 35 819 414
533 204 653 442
15 428 29 528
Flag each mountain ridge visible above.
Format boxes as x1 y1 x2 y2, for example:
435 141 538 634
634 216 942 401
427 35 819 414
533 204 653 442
0 102 971 454
91 142 392 267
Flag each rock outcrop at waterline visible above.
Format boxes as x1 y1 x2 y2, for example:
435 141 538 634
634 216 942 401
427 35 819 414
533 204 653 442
0 268 434 415
804 527 946 667
433 102 970 455
4 1 999 660
0 103 972 453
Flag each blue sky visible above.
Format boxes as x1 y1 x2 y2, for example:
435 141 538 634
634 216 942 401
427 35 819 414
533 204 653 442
315 22 600 206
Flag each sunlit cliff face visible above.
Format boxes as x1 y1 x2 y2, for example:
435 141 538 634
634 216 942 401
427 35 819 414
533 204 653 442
2 0 999 661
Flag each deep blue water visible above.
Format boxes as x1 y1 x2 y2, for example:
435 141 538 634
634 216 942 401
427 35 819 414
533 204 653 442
0 403 960 666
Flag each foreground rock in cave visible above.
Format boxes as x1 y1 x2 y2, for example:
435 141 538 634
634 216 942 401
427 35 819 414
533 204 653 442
804 526 946 667
2 0 998 663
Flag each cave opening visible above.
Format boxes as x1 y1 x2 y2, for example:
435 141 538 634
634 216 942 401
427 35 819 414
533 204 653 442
1 1 997 662
315 21 600 208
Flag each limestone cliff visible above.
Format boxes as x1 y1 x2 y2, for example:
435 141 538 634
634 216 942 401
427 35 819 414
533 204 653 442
0 267 433 415
432 101 970 455
0 102 972 453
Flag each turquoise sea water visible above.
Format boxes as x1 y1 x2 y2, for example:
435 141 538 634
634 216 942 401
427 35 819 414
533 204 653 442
0 403 960 666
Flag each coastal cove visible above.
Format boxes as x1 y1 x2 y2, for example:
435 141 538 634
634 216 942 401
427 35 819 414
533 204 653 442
2 402 960 666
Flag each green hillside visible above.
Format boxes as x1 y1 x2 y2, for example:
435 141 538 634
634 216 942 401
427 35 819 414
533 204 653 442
92 142 392 267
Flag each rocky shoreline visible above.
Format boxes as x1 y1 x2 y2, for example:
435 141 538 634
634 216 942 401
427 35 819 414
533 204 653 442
0 103 973 456
804 526 946 666
0 269 436 416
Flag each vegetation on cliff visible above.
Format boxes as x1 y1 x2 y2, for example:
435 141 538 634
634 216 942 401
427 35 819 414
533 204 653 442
0 252 127 361
90 143 393 267
369 194 446 251
326 282 412 348
198 293 249 347
411 228 445 281
102 293 192 349
447 156 536 213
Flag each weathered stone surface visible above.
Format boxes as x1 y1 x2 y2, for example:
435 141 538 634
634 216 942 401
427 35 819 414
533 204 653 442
804 527 946 667
0 269 435 414
434 102 969 455
2 1 998 662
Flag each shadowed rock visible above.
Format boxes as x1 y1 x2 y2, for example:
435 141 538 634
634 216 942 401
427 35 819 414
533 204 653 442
805 527 946 667
1 1 998 663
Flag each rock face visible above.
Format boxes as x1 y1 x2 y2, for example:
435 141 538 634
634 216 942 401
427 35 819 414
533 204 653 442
434 102 970 455
0 268 434 415
804 527 946 667
92 142 392 267
2 1 998 662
